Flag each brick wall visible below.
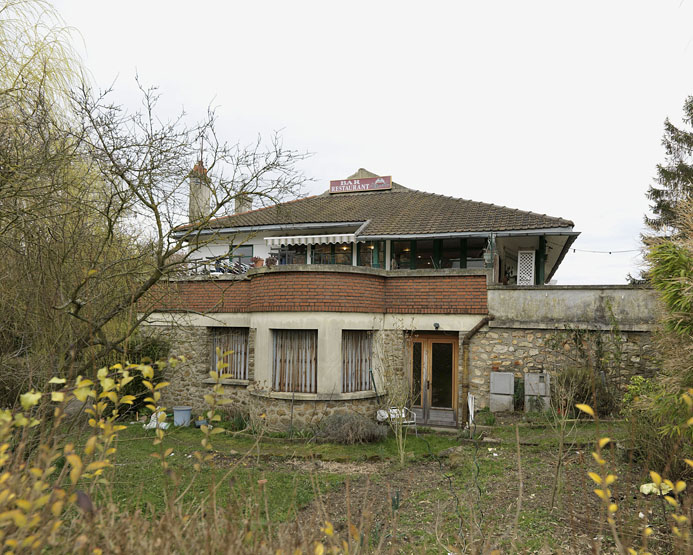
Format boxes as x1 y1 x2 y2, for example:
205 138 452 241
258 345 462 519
386 275 487 314
248 272 385 312
144 271 488 315
142 280 251 313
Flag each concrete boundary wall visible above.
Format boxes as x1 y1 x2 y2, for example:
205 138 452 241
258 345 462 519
488 285 659 332
469 285 660 411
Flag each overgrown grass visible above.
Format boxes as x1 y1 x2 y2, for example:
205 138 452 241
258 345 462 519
4 358 691 554
107 427 346 518
87 424 462 522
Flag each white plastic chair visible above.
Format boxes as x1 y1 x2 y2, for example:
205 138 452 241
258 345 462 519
376 407 418 436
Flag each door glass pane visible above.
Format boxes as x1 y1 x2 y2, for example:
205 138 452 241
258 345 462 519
412 342 422 406
431 342 453 408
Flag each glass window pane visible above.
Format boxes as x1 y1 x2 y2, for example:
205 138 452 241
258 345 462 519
466 238 487 269
231 244 253 266
392 241 411 270
232 245 253 257
312 244 331 264
358 241 384 267
334 243 352 265
412 342 422 407
415 240 434 269
211 328 249 380
272 329 317 393
441 239 461 269
431 342 453 408
342 331 372 393
278 245 306 265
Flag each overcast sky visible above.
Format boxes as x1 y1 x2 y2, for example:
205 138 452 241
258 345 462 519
53 0 693 284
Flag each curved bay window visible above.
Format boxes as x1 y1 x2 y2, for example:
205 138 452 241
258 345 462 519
211 328 249 380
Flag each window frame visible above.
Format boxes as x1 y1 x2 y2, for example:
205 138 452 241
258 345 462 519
229 244 253 266
211 327 249 380
272 329 318 393
341 330 373 393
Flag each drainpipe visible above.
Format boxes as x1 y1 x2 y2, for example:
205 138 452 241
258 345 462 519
461 315 495 426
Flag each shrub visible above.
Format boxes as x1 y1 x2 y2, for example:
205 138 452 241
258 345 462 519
622 374 693 479
513 377 525 411
100 335 170 419
218 408 250 432
552 365 617 418
315 413 387 445
475 407 495 426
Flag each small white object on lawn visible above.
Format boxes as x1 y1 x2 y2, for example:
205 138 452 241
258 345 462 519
143 409 169 430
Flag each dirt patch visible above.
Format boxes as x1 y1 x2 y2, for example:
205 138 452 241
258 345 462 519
209 431 674 553
278 458 385 475
280 447 655 553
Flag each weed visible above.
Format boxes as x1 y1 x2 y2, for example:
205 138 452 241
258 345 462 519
316 413 388 445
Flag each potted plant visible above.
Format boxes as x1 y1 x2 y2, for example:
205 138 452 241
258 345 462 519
251 256 264 268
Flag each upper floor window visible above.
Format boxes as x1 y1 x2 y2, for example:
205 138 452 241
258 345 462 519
466 238 486 268
391 240 412 269
272 329 317 393
211 327 249 380
391 238 488 269
230 244 253 267
414 240 434 269
276 244 307 265
312 243 352 265
357 241 385 268
440 238 463 268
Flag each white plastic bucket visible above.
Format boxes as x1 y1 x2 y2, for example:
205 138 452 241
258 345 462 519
173 406 192 427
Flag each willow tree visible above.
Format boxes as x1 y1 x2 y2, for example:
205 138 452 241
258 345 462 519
0 0 306 403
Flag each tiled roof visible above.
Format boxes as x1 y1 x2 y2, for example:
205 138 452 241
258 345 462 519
195 169 574 236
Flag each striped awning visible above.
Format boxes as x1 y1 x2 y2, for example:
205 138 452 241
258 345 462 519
265 234 361 247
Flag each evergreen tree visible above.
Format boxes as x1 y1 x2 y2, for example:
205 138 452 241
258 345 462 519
646 96 693 233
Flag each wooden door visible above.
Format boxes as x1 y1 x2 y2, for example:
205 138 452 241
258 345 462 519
410 334 457 426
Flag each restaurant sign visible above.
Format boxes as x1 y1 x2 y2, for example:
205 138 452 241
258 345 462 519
329 175 392 194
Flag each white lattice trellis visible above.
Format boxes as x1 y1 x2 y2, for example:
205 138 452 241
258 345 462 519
517 250 536 286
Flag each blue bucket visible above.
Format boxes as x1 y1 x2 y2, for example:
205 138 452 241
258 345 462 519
173 406 192 427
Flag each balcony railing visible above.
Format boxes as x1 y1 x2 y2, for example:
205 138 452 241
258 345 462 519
189 258 251 275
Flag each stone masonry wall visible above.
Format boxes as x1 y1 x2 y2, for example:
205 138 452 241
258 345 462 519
246 395 380 432
146 321 658 425
143 323 385 430
468 326 658 409
142 324 253 415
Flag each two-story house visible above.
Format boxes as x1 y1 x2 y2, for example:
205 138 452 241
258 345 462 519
145 167 586 428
